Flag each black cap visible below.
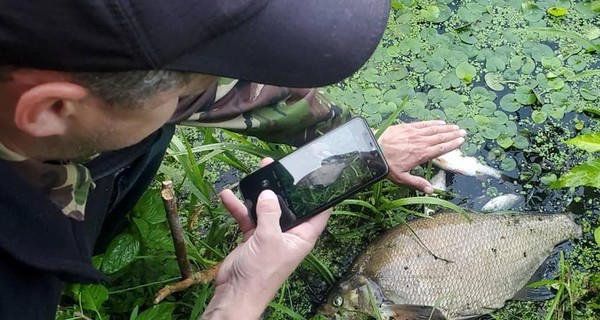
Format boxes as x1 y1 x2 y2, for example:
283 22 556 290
0 0 390 88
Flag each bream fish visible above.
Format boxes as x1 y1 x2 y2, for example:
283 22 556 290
319 212 582 319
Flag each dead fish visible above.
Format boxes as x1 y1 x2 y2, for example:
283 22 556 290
432 149 502 179
318 212 582 319
480 193 524 212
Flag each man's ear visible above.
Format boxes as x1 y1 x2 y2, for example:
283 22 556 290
13 82 87 137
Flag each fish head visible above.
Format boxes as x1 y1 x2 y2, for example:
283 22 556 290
317 274 386 319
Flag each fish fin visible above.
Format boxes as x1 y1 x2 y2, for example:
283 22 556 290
512 241 575 301
381 304 446 320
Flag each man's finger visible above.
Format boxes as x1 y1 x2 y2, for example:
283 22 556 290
392 173 434 194
254 190 283 239
425 137 465 158
260 157 274 167
418 124 464 137
409 120 447 128
422 129 467 145
220 189 255 234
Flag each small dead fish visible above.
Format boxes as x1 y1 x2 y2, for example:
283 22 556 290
481 193 524 212
432 149 502 179
318 212 582 319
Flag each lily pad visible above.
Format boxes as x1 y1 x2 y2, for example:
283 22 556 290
485 73 505 91
532 110 548 123
501 157 517 171
498 135 515 148
522 2 545 22
424 71 442 86
500 94 520 112
456 62 477 83
514 135 530 149
515 86 537 105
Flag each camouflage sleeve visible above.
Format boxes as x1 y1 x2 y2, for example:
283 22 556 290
169 78 353 147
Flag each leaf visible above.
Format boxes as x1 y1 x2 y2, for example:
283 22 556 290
501 157 517 171
515 86 537 105
551 158 600 189
595 227 600 248
133 189 166 225
532 110 548 123
484 73 505 91
79 284 109 313
548 7 568 17
136 303 175 320
500 94 520 112
565 133 600 152
456 62 477 83
540 173 558 185
101 233 140 274
522 2 544 22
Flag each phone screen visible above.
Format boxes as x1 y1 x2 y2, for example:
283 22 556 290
240 117 388 230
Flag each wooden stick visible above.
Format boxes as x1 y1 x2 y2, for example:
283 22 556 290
154 263 221 304
161 180 193 279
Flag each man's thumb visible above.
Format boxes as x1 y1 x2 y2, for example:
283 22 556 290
255 190 283 236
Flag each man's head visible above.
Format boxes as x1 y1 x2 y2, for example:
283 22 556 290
0 67 216 160
0 0 390 160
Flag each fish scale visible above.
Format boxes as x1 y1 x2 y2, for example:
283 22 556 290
323 212 582 319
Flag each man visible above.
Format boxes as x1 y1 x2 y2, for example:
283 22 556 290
0 1 466 319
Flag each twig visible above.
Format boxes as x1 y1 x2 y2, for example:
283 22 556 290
155 181 222 304
154 263 221 304
162 180 193 279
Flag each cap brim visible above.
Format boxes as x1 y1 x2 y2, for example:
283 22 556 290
166 0 390 88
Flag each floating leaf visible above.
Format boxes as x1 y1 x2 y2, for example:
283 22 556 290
522 2 544 22
532 110 548 123
540 173 558 185
515 86 537 105
501 157 517 171
547 7 568 17
515 135 530 149
456 62 477 83
580 84 599 101
421 5 441 22
424 71 442 86
500 94 520 112
565 133 600 152
482 127 501 139
498 135 514 149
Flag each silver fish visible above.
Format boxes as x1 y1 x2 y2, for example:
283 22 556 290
480 193 524 212
432 149 502 179
319 212 582 319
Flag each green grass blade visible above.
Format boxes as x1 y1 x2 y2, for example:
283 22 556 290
302 253 335 285
381 196 470 221
374 98 408 139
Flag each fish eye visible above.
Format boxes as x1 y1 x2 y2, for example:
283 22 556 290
332 295 344 307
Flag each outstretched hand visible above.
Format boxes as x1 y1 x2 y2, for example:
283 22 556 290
378 120 466 193
202 158 331 320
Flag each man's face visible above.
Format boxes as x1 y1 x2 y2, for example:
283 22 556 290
62 75 217 159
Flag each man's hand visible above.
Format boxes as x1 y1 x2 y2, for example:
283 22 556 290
378 120 466 193
202 159 331 320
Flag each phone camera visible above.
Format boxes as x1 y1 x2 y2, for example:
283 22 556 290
261 179 270 188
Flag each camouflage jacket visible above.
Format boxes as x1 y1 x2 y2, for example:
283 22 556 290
0 79 351 220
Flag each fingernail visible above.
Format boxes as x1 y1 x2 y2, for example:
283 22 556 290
259 189 277 200
451 125 460 130
459 129 467 136
424 186 434 194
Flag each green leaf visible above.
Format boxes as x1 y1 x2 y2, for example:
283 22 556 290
79 284 109 313
101 233 140 274
565 133 600 152
551 158 600 189
500 94 520 112
515 86 537 105
484 73 505 91
540 173 558 185
595 227 600 248
548 7 568 17
133 189 166 225
498 135 514 149
456 62 477 83
501 157 517 171
532 110 548 123
421 5 440 22
136 303 175 320
522 2 544 22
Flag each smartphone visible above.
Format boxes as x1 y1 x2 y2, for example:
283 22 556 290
239 117 389 231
